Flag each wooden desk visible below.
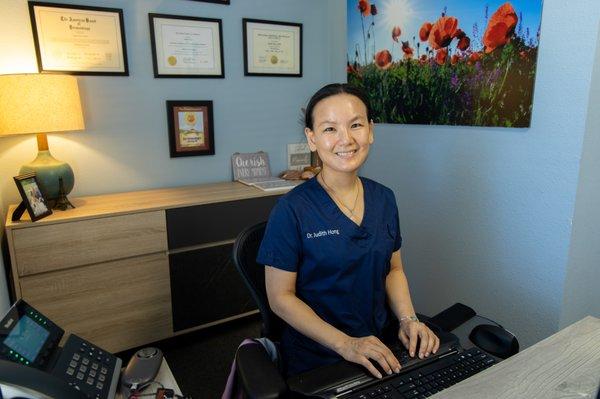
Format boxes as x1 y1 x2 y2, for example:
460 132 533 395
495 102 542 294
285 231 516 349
116 359 182 399
4 182 284 353
432 316 600 399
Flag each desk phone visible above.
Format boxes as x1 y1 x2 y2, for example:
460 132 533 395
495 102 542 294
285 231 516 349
0 299 122 399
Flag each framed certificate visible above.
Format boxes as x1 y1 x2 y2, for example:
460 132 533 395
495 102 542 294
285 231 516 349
242 18 302 77
166 101 215 157
149 14 224 78
28 2 128 75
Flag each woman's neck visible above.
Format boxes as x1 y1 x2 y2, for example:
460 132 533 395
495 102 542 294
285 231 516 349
319 167 358 193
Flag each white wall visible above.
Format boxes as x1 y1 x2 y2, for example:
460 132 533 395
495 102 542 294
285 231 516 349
560 22 600 328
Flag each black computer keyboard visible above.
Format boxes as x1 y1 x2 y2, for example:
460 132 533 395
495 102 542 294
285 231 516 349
346 347 496 399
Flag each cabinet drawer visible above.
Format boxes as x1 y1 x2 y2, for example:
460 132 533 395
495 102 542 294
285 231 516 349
12 210 167 276
19 253 173 353
166 196 279 249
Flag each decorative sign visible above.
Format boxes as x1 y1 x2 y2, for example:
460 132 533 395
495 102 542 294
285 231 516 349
287 143 311 171
231 152 271 180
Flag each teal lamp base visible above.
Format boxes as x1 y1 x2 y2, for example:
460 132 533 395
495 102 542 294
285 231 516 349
19 149 74 203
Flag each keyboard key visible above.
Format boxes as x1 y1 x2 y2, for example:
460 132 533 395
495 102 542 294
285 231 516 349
98 374 105 382
86 377 94 385
100 367 108 375
69 360 78 368
82 357 90 365
66 367 75 376
96 382 104 390
91 363 99 370
72 353 81 361
90 370 96 378
79 365 87 373
76 372 84 380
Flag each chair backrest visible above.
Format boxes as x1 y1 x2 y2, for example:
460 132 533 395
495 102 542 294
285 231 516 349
233 222 286 341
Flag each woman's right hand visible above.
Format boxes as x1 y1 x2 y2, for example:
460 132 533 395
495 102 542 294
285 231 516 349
336 335 401 378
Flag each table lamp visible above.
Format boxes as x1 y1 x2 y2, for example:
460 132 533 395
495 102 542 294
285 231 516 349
0 74 84 209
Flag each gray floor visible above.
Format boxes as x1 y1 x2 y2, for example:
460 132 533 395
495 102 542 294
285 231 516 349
117 315 262 399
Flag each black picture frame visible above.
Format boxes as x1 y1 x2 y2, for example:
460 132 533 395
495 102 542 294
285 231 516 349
166 100 215 157
28 1 129 76
13 173 53 222
188 0 230 4
149 13 225 79
242 18 303 77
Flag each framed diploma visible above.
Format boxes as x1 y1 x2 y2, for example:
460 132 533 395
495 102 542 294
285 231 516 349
149 14 224 78
166 101 215 157
242 18 302 77
28 2 128 75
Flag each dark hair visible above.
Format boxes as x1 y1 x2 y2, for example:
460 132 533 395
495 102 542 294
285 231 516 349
304 83 372 130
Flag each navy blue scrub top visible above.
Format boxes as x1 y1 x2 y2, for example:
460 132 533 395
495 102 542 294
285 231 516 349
256 176 402 376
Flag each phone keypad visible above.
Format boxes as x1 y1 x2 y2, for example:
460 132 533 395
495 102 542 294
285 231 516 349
52 335 120 399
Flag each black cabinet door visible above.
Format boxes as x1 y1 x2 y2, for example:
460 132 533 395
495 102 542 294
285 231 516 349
170 243 256 332
166 196 280 250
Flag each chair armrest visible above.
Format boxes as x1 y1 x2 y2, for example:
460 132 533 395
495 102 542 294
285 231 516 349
236 343 288 399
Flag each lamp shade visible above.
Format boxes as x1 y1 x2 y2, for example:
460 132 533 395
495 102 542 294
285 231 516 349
0 74 84 136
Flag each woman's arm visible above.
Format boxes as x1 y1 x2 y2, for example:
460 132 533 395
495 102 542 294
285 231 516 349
385 250 440 359
265 265 400 378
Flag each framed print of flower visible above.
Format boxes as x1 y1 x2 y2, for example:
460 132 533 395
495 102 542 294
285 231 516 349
347 0 544 127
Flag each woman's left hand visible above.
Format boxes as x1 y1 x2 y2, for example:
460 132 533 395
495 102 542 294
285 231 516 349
398 320 440 359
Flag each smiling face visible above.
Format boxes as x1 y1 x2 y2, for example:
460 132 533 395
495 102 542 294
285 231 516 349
305 93 374 175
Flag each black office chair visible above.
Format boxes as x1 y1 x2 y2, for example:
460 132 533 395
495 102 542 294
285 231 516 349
232 221 289 399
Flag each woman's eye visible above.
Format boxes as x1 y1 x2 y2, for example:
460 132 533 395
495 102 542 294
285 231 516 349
351 123 363 128
323 127 335 133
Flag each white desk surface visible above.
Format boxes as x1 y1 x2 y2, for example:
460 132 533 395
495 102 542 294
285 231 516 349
431 316 600 398
116 358 182 399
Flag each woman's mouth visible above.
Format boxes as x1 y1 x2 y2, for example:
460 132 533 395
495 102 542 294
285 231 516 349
335 150 357 158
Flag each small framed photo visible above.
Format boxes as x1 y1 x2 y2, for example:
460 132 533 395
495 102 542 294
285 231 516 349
149 13 224 78
166 101 215 157
14 173 53 222
243 18 302 77
28 2 128 75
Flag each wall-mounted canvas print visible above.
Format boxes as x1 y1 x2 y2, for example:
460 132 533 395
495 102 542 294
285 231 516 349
347 0 543 127
166 101 215 157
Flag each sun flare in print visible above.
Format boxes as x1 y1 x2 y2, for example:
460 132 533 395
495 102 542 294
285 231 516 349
381 0 415 31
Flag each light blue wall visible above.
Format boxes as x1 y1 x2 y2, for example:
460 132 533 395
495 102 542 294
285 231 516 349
357 0 600 347
560 25 600 329
0 0 338 311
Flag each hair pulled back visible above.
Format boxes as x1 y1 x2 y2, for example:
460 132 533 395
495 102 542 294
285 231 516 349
304 83 372 130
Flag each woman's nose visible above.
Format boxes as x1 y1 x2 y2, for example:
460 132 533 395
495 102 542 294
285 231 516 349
338 127 353 143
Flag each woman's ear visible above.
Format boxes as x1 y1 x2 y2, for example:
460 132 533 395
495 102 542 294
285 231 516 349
368 120 374 144
305 127 317 152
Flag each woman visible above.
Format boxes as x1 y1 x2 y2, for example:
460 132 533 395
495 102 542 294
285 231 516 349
256 84 439 378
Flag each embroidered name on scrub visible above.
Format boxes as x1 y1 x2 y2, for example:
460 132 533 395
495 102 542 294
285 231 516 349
306 229 340 239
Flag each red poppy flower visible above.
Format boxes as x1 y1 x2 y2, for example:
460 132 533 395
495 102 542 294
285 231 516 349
467 52 482 65
451 54 460 65
392 26 402 42
419 22 432 41
428 16 459 50
375 49 392 69
401 41 414 59
483 2 518 53
453 29 466 39
435 48 448 65
358 0 371 16
457 36 470 51
370 4 378 16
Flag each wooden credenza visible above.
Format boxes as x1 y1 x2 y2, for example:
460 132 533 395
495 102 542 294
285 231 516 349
4 182 282 352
